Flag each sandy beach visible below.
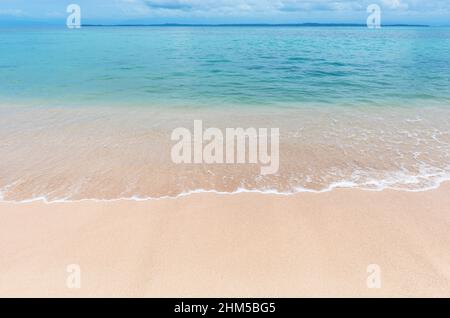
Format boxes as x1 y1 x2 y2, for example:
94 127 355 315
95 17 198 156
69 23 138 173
1 184 449 298
1 6 450 302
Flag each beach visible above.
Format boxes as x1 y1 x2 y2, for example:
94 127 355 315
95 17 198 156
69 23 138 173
1 26 450 298
1 184 449 298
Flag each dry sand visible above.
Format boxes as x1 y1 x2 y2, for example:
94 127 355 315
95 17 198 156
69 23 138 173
1 185 450 298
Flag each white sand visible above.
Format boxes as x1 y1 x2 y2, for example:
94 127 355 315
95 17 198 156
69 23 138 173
1 185 450 297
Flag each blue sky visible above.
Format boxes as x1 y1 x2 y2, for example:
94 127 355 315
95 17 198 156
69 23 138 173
0 0 449 25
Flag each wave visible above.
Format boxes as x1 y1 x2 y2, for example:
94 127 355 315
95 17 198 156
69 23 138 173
1 171 449 204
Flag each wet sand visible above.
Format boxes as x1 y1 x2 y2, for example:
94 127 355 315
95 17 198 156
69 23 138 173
2 103 450 201
1 184 450 298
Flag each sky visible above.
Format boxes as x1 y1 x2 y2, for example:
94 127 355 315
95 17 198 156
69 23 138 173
0 0 449 25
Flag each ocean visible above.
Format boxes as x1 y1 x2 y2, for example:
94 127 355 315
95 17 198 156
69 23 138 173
0 26 449 201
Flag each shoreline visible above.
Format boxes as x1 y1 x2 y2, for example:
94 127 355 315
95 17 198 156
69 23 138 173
1 180 450 205
1 184 450 297
2 102 450 202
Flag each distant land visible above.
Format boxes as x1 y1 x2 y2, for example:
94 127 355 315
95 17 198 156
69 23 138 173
82 23 430 28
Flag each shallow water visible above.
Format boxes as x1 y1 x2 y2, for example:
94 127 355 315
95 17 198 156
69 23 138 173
0 26 449 201
1 26 450 107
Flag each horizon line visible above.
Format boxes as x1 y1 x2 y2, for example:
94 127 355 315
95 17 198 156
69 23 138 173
81 23 431 27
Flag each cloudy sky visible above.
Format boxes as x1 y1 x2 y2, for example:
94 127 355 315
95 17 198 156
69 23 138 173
0 0 449 25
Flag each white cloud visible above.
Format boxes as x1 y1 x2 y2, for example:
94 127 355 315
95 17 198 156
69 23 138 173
110 0 450 24
382 0 409 10
127 0 371 16
0 8 25 17
1 0 449 24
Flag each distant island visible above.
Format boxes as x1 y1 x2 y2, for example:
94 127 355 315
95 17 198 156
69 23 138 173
82 23 430 27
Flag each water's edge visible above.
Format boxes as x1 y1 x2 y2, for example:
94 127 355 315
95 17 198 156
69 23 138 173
1 178 449 205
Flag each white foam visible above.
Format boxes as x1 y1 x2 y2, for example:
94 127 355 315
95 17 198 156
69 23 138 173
1 176 450 205
1 165 450 204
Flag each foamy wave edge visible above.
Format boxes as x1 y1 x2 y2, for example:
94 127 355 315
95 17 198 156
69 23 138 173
1 176 449 205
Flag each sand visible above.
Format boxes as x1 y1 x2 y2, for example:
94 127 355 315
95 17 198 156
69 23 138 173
1 185 450 298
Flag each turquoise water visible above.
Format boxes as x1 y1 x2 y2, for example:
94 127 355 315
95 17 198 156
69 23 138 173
1 26 450 200
1 26 450 108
